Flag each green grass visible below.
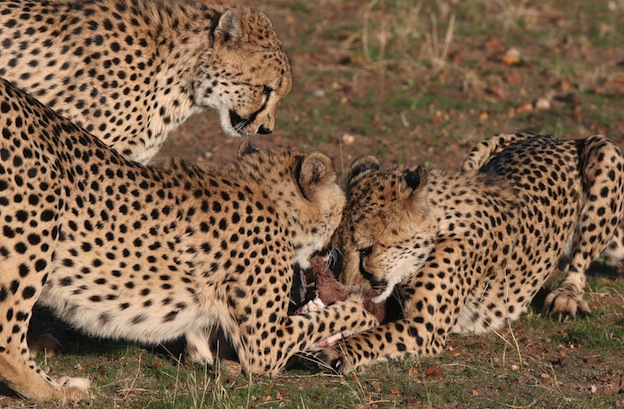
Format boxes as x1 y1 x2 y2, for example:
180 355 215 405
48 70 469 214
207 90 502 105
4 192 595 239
2 0 624 407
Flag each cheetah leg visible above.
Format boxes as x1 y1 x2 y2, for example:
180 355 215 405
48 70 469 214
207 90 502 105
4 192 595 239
0 214 92 402
318 238 472 374
0 283 91 401
316 315 445 374
184 327 215 364
544 135 624 320
184 325 239 365
600 226 624 270
234 293 378 374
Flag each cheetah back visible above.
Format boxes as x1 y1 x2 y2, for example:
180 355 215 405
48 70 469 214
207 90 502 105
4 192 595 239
0 78 375 401
0 0 292 163
319 133 624 373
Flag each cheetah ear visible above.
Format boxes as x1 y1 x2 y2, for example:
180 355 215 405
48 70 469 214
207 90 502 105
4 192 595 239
347 156 380 191
398 166 428 200
215 9 247 46
297 152 336 199
237 139 259 159
255 11 274 30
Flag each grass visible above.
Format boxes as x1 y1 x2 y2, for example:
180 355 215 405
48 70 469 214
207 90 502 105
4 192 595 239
14 275 622 409
2 0 624 407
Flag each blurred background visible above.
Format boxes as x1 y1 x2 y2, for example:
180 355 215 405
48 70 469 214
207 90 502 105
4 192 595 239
9 1 623 407
161 0 624 180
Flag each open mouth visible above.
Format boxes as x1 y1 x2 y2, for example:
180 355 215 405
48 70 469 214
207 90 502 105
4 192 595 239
229 110 248 134
370 277 388 291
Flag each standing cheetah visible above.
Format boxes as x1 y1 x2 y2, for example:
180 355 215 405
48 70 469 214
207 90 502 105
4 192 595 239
0 78 378 401
0 0 292 163
319 133 624 373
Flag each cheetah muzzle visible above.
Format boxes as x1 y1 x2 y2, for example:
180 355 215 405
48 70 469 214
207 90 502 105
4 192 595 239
0 78 377 402
0 0 293 164
319 132 624 373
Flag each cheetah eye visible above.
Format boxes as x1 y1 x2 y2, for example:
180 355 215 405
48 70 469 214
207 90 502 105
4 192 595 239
359 246 373 258
262 85 273 96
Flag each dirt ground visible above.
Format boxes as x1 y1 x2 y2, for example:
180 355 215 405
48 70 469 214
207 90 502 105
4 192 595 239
1 0 623 408
159 1 624 407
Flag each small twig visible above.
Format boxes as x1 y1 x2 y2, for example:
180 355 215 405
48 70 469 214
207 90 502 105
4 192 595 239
362 0 380 64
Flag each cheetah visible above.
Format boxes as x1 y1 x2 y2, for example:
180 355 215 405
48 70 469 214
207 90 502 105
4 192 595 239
318 132 624 373
0 0 292 163
0 78 378 401
462 132 624 278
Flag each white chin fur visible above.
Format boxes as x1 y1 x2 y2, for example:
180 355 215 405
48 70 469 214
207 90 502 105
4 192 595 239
218 108 243 137
371 286 393 304
295 258 311 270
221 123 243 138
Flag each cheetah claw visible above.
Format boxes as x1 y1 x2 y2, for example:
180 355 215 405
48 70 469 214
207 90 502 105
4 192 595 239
543 288 591 321
316 346 353 374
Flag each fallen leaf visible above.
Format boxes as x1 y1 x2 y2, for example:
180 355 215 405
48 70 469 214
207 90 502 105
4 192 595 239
341 133 356 145
502 48 521 66
445 345 461 357
485 85 505 98
424 367 444 378
449 50 463 64
405 397 420 405
506 72 522 85
516 102 533 113
390 386 400 395
483 37 504 53
370 381 382 393
431 110 445 124
555 92 582 106
555 79 572 92
535 98 551 110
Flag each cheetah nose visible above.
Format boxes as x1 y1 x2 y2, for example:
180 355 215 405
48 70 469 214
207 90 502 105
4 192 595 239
258 125 272 135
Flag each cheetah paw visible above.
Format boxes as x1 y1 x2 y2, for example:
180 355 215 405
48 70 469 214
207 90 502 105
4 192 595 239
543 287 591 321
28 333 62 358
296 296 326 314
316 346 354 375
54 376 92 402
315 332 344 349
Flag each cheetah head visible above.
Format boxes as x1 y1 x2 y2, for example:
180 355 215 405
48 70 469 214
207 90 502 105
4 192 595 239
332 156 436 303
237 141 344 269
194 9 292 137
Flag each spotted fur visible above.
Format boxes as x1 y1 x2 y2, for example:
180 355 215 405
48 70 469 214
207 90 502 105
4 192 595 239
319 132 624 373
463 132 624 272
0 78 377 401
0 0 292 163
